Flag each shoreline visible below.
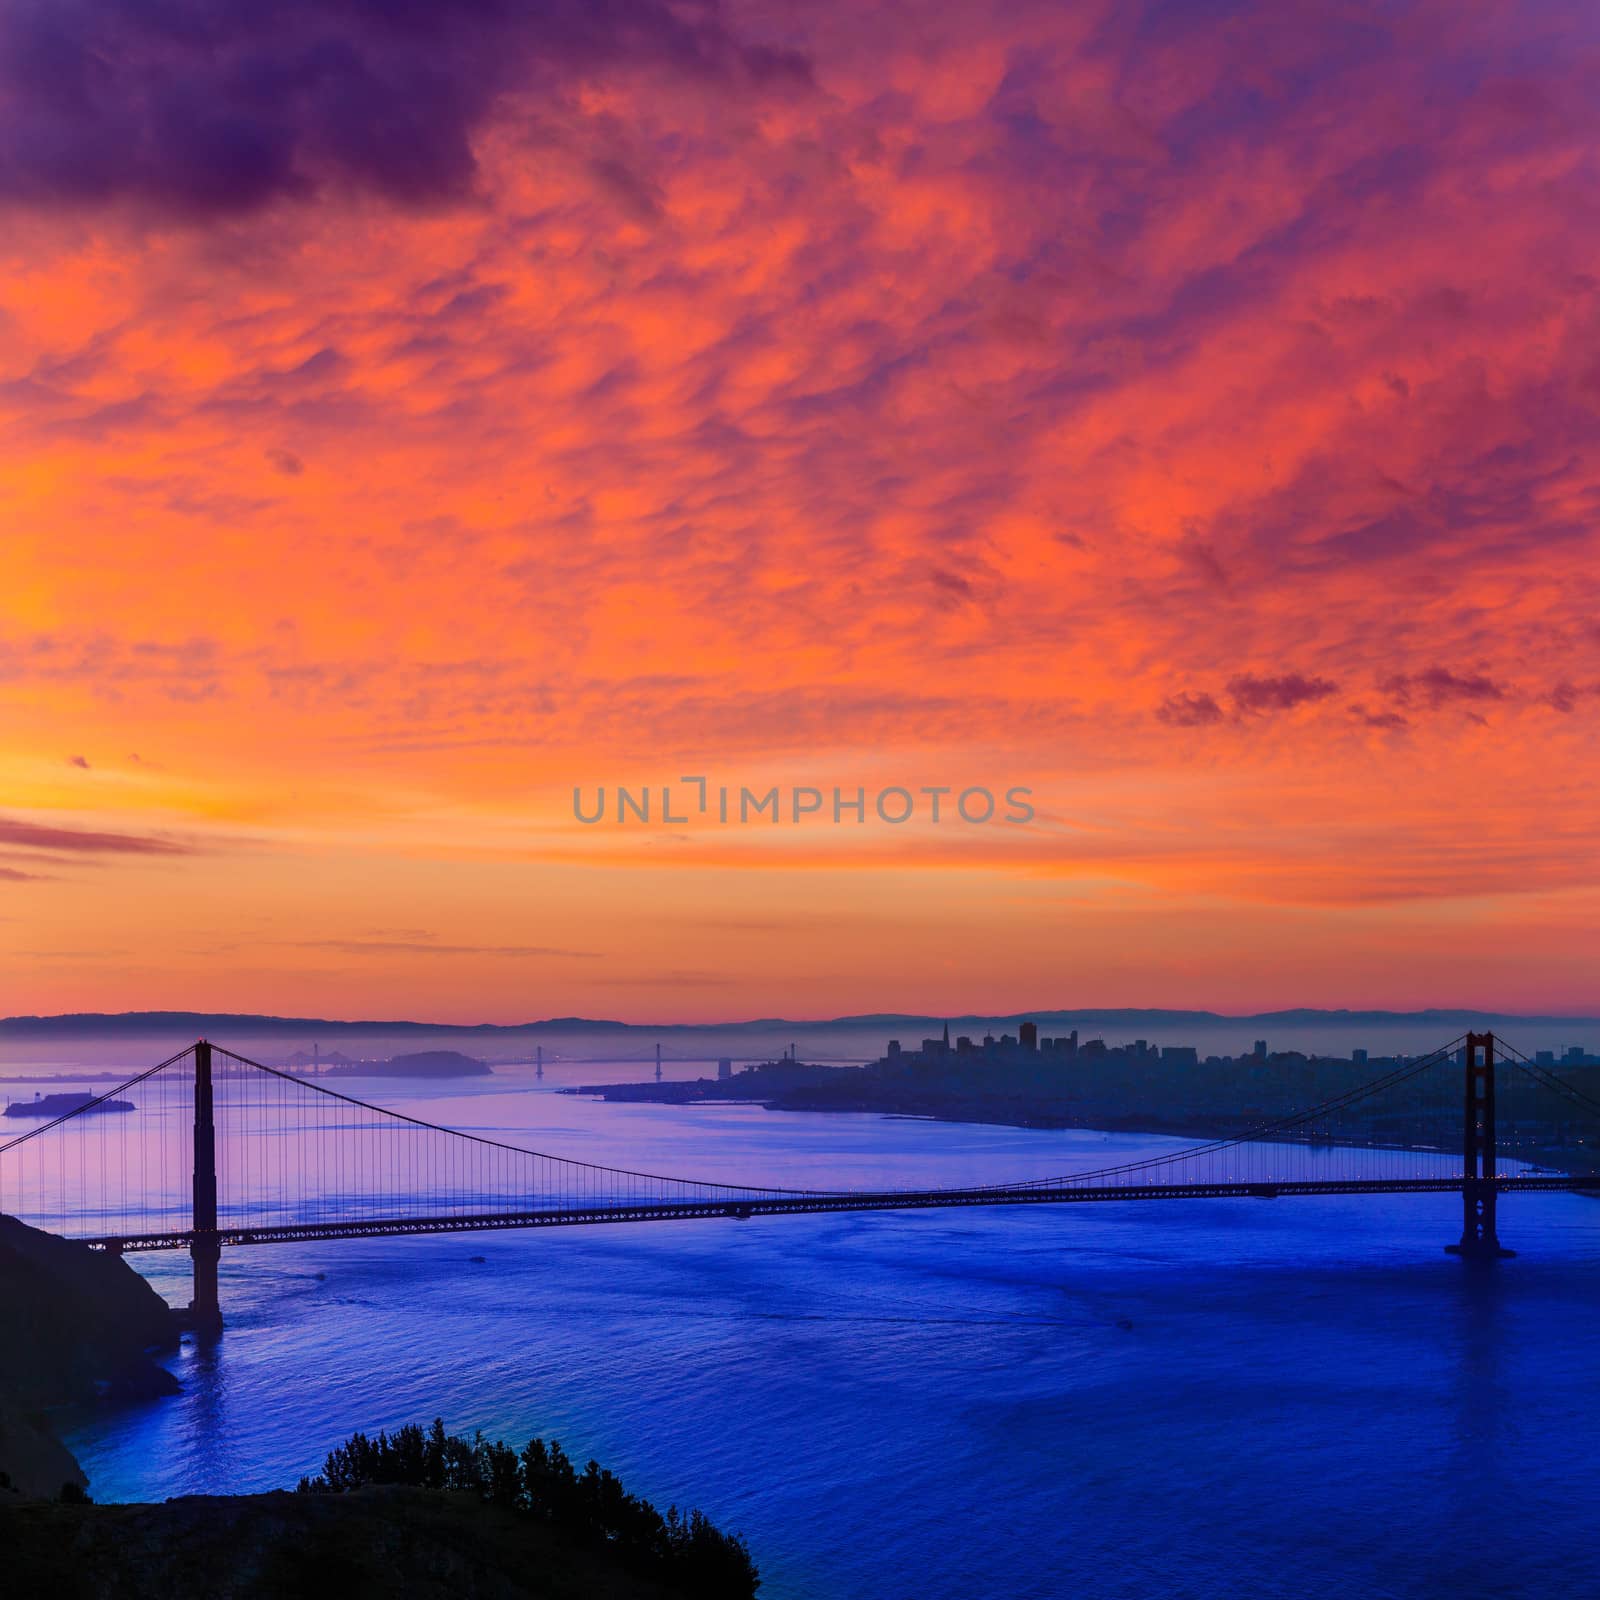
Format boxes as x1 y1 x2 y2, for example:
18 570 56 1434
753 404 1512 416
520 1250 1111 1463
571 1081 1600 1188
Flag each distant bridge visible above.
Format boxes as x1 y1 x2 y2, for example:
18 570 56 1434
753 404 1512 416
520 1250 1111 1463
2 1034 1595 1329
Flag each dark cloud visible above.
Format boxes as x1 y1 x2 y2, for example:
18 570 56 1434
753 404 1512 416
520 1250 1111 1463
1227 673 1340 714
928 566 976 602
0 815 194 855
1155 690 1225 727
68 753 90 768
1349 704 1410 731
1381 667 1504 709
0 0 810 221
1541 681 1600 714
1177 538 1230 591
587 156 665 223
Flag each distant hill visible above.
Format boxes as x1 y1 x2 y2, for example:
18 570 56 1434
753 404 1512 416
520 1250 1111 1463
4 1006 1598 1038
367 1051 490 1079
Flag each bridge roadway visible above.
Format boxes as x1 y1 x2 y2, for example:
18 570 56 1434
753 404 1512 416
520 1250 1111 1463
81 1172 1599 1254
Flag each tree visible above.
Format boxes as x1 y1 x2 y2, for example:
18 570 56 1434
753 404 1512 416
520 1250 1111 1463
299 1419 758 1598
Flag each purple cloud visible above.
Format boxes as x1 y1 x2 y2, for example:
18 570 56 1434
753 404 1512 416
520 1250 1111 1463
0 0 810 221
1382 667 1504 709
1349 704 1410 731
1227 674 1340 714
928 566 976 603
1541 681 1600 714
0 816 193 855
1156 691 1225 727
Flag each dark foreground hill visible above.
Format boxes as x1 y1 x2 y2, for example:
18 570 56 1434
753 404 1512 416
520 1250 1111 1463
0 1216 757 1598
0 1485 711 1600
0 1212 178 1498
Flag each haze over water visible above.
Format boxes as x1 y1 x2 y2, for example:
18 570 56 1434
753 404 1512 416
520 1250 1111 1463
51 1070 1600 1600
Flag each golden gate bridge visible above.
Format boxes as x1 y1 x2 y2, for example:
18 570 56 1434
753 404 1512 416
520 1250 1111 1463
2 1034 1596 1330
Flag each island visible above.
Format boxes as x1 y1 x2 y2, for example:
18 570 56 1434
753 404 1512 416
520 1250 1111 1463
4 1091 136 1119
363 1050 492 1078
285 1049 492 1080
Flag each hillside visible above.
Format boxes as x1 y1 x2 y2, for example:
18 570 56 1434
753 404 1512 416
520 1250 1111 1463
0 1213 178 1498
0 1486 711 1599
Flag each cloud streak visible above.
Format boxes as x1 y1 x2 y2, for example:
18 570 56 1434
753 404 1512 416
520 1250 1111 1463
0 816 194 856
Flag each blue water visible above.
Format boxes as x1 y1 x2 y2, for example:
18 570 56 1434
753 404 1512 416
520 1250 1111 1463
59 1079 1600 1600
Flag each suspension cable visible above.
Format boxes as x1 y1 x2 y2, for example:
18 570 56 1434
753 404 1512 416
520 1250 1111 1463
982 1036 1466 1191
220 1046 836 1197
0 1044 195 1157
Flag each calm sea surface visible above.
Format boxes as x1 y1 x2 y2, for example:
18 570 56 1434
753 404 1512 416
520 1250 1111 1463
44 1068 1600 1600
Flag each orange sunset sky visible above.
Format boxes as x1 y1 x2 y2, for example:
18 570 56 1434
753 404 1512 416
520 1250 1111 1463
2 0 1599 1021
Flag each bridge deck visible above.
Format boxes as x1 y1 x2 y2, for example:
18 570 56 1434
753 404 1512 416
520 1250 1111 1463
80 1173 1599 1253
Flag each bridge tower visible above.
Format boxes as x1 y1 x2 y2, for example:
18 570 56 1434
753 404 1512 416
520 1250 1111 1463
189 1039 224 1330
1446 1032 1513 1260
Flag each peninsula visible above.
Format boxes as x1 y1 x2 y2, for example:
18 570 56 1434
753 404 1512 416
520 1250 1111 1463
572 1024 1600 1175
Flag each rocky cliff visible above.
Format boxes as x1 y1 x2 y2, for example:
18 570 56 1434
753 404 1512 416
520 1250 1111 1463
0 1213 178 1497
